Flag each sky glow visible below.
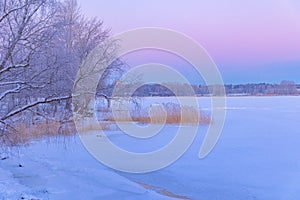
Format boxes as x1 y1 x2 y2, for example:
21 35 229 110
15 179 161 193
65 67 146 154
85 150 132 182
77 0 300 83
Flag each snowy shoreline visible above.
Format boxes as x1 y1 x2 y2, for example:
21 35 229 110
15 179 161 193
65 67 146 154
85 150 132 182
1 96 300 199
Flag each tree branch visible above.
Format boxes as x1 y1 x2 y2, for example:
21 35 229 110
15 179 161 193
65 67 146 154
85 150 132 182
1 95 72 121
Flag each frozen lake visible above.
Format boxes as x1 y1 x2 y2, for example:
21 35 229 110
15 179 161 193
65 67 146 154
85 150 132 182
1 96 300 199
119 96 300 199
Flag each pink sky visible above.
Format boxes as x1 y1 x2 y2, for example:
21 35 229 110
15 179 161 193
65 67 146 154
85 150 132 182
77 0 300 83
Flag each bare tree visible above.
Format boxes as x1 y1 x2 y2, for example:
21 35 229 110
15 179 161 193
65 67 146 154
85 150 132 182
0 0 60 124
0 0 122 140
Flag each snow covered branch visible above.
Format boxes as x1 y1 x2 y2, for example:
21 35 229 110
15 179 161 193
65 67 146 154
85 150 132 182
1 95 72 121
0 64 29 75
0 85 23 101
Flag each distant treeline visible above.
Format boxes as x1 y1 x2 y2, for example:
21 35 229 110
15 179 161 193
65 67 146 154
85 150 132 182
131 81 300 96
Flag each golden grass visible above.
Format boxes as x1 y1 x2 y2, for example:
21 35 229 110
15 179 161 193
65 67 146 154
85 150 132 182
1 119 114 146
1 103 210 146
105 103 211 125
2 120 76 146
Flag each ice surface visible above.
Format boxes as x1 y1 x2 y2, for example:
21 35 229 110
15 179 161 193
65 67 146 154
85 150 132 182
1 96 300 199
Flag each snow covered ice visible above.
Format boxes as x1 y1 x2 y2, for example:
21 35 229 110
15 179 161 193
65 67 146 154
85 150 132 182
1 96 300 199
